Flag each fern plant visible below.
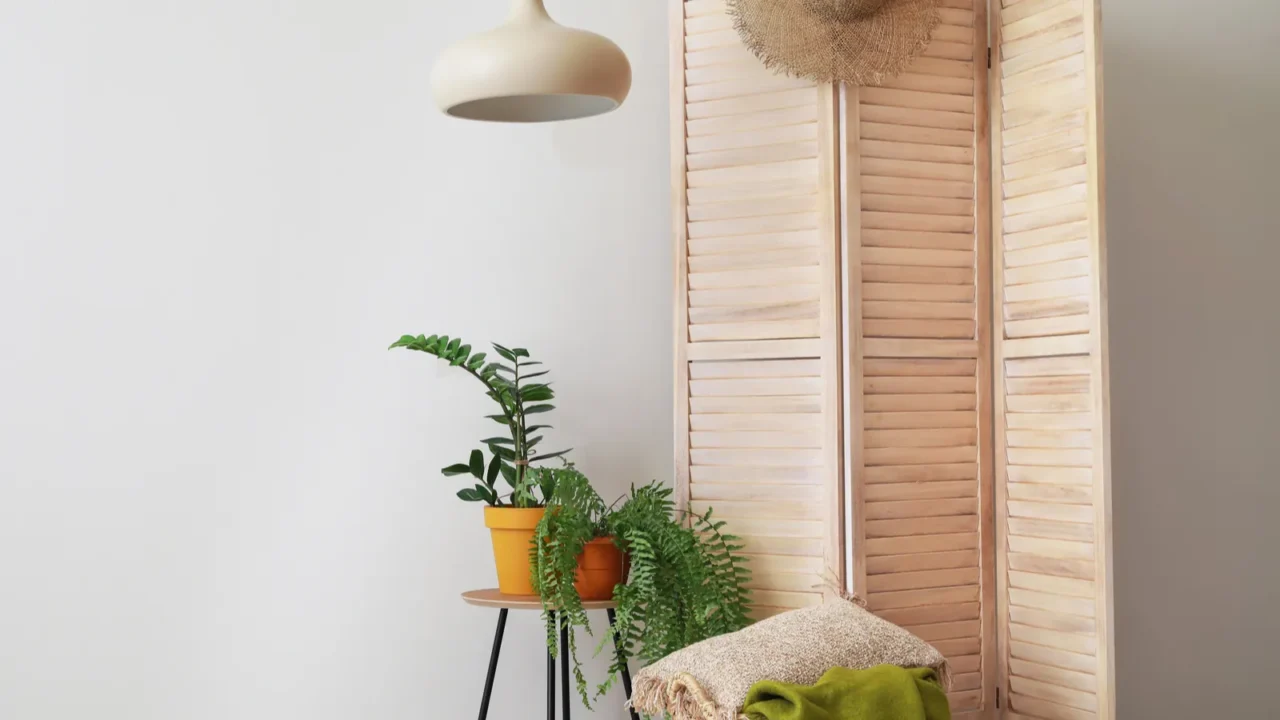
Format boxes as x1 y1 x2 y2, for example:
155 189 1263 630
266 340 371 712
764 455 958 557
532 470 753 707
389 334 569 506
529 466 610 704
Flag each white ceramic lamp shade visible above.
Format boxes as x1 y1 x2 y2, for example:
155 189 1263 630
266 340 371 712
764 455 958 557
431 0 632 122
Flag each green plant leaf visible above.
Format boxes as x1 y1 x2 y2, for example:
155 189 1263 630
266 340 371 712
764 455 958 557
526 425 553 432
511 348 530 358
487 455 501 485
530 449 571 463
441 463 472 477
445 337 461 356
469 449 484 479
524 404 556 415
490 445 517 462
500 463 518 488
486 414 511 425
482 437 514 446
467 353 487 370
456 487 483 502
521 370 551 380
450 343 472 366
434 335 450 353
526 435 543 450
519 384 554 402
491 343 517 362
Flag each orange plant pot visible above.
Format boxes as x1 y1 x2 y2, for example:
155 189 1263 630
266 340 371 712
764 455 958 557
484 506 546 596
574 537 628 601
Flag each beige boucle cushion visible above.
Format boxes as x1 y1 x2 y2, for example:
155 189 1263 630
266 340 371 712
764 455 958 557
631 595 949 720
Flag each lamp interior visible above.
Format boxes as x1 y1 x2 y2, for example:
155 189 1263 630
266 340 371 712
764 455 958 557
444 94 619 123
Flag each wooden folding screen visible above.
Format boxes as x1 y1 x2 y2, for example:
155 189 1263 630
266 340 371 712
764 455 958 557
671 1 1111 718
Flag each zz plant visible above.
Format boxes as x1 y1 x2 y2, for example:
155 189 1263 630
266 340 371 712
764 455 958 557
389 334 569 506
531 466 753 707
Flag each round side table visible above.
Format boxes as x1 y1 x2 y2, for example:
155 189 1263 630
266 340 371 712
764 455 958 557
462 589 640 720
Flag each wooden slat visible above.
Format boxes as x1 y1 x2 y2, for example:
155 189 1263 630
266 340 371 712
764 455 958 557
688 229 819 255
865 498 979 519
908 621 982 645
866 585 980 611
690 413 822 431
865 393 978 412
691 464 823 485
866 550 979 574
690 394 821 414
864 318 976 338
689 359 822 379
691 482 822 502
877 601 980 625
865 428 979 448
1009 658 1097 693
866 568 981 592
690 377 821 396
687 104 820 137
865 411 978 429
865 462 978 483
864 301 977 319
865 532 979 556
689 431 821 448
866 514 979 537
688 301 821 326
686 338 823 361
1010 640 1097 675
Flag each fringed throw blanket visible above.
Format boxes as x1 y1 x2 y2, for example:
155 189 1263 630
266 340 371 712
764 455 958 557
632 596 950 720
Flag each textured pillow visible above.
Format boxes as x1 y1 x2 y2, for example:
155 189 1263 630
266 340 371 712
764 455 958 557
631 595 950 720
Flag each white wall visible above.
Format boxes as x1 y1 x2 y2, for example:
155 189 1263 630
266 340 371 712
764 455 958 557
0 1 669 718
1104 0 1280 716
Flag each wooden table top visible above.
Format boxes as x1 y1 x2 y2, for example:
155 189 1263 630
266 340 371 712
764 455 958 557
461 589 619 611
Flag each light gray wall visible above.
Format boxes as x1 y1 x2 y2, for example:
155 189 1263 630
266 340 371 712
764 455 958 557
1104 0 1280 716
0 1 668 718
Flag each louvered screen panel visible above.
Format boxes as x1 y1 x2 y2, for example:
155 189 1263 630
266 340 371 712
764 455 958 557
992 1 1113 719
674 0 845 620
844 0 994 716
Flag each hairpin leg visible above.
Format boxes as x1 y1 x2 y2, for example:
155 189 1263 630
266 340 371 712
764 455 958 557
477 608 508 720
560 618 571 720
547 611 556 720
607 609 640 720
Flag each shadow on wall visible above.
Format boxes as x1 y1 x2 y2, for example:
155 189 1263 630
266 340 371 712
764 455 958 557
1105 18 1280 720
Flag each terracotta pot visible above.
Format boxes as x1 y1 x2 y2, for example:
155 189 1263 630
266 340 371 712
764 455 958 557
484 506 546 596
573 536 627 601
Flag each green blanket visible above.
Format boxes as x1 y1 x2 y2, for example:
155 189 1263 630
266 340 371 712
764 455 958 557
743 665 951 720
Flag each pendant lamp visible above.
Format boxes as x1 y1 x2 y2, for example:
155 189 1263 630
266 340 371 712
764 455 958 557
431 0 632 123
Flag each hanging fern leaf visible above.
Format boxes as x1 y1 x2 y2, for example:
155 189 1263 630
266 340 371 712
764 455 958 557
533 474 754 708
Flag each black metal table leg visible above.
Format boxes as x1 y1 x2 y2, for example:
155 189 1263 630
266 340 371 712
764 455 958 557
607 609 641 720
477 608 509 720
547 611 556 720
560 618 571 720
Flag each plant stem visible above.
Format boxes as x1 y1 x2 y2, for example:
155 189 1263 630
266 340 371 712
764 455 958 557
513 357 524 491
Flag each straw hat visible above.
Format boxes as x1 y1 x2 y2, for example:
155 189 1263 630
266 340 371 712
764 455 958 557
727 0 940 86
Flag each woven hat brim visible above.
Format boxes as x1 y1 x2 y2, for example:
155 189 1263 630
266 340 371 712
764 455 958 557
728 0 941 86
